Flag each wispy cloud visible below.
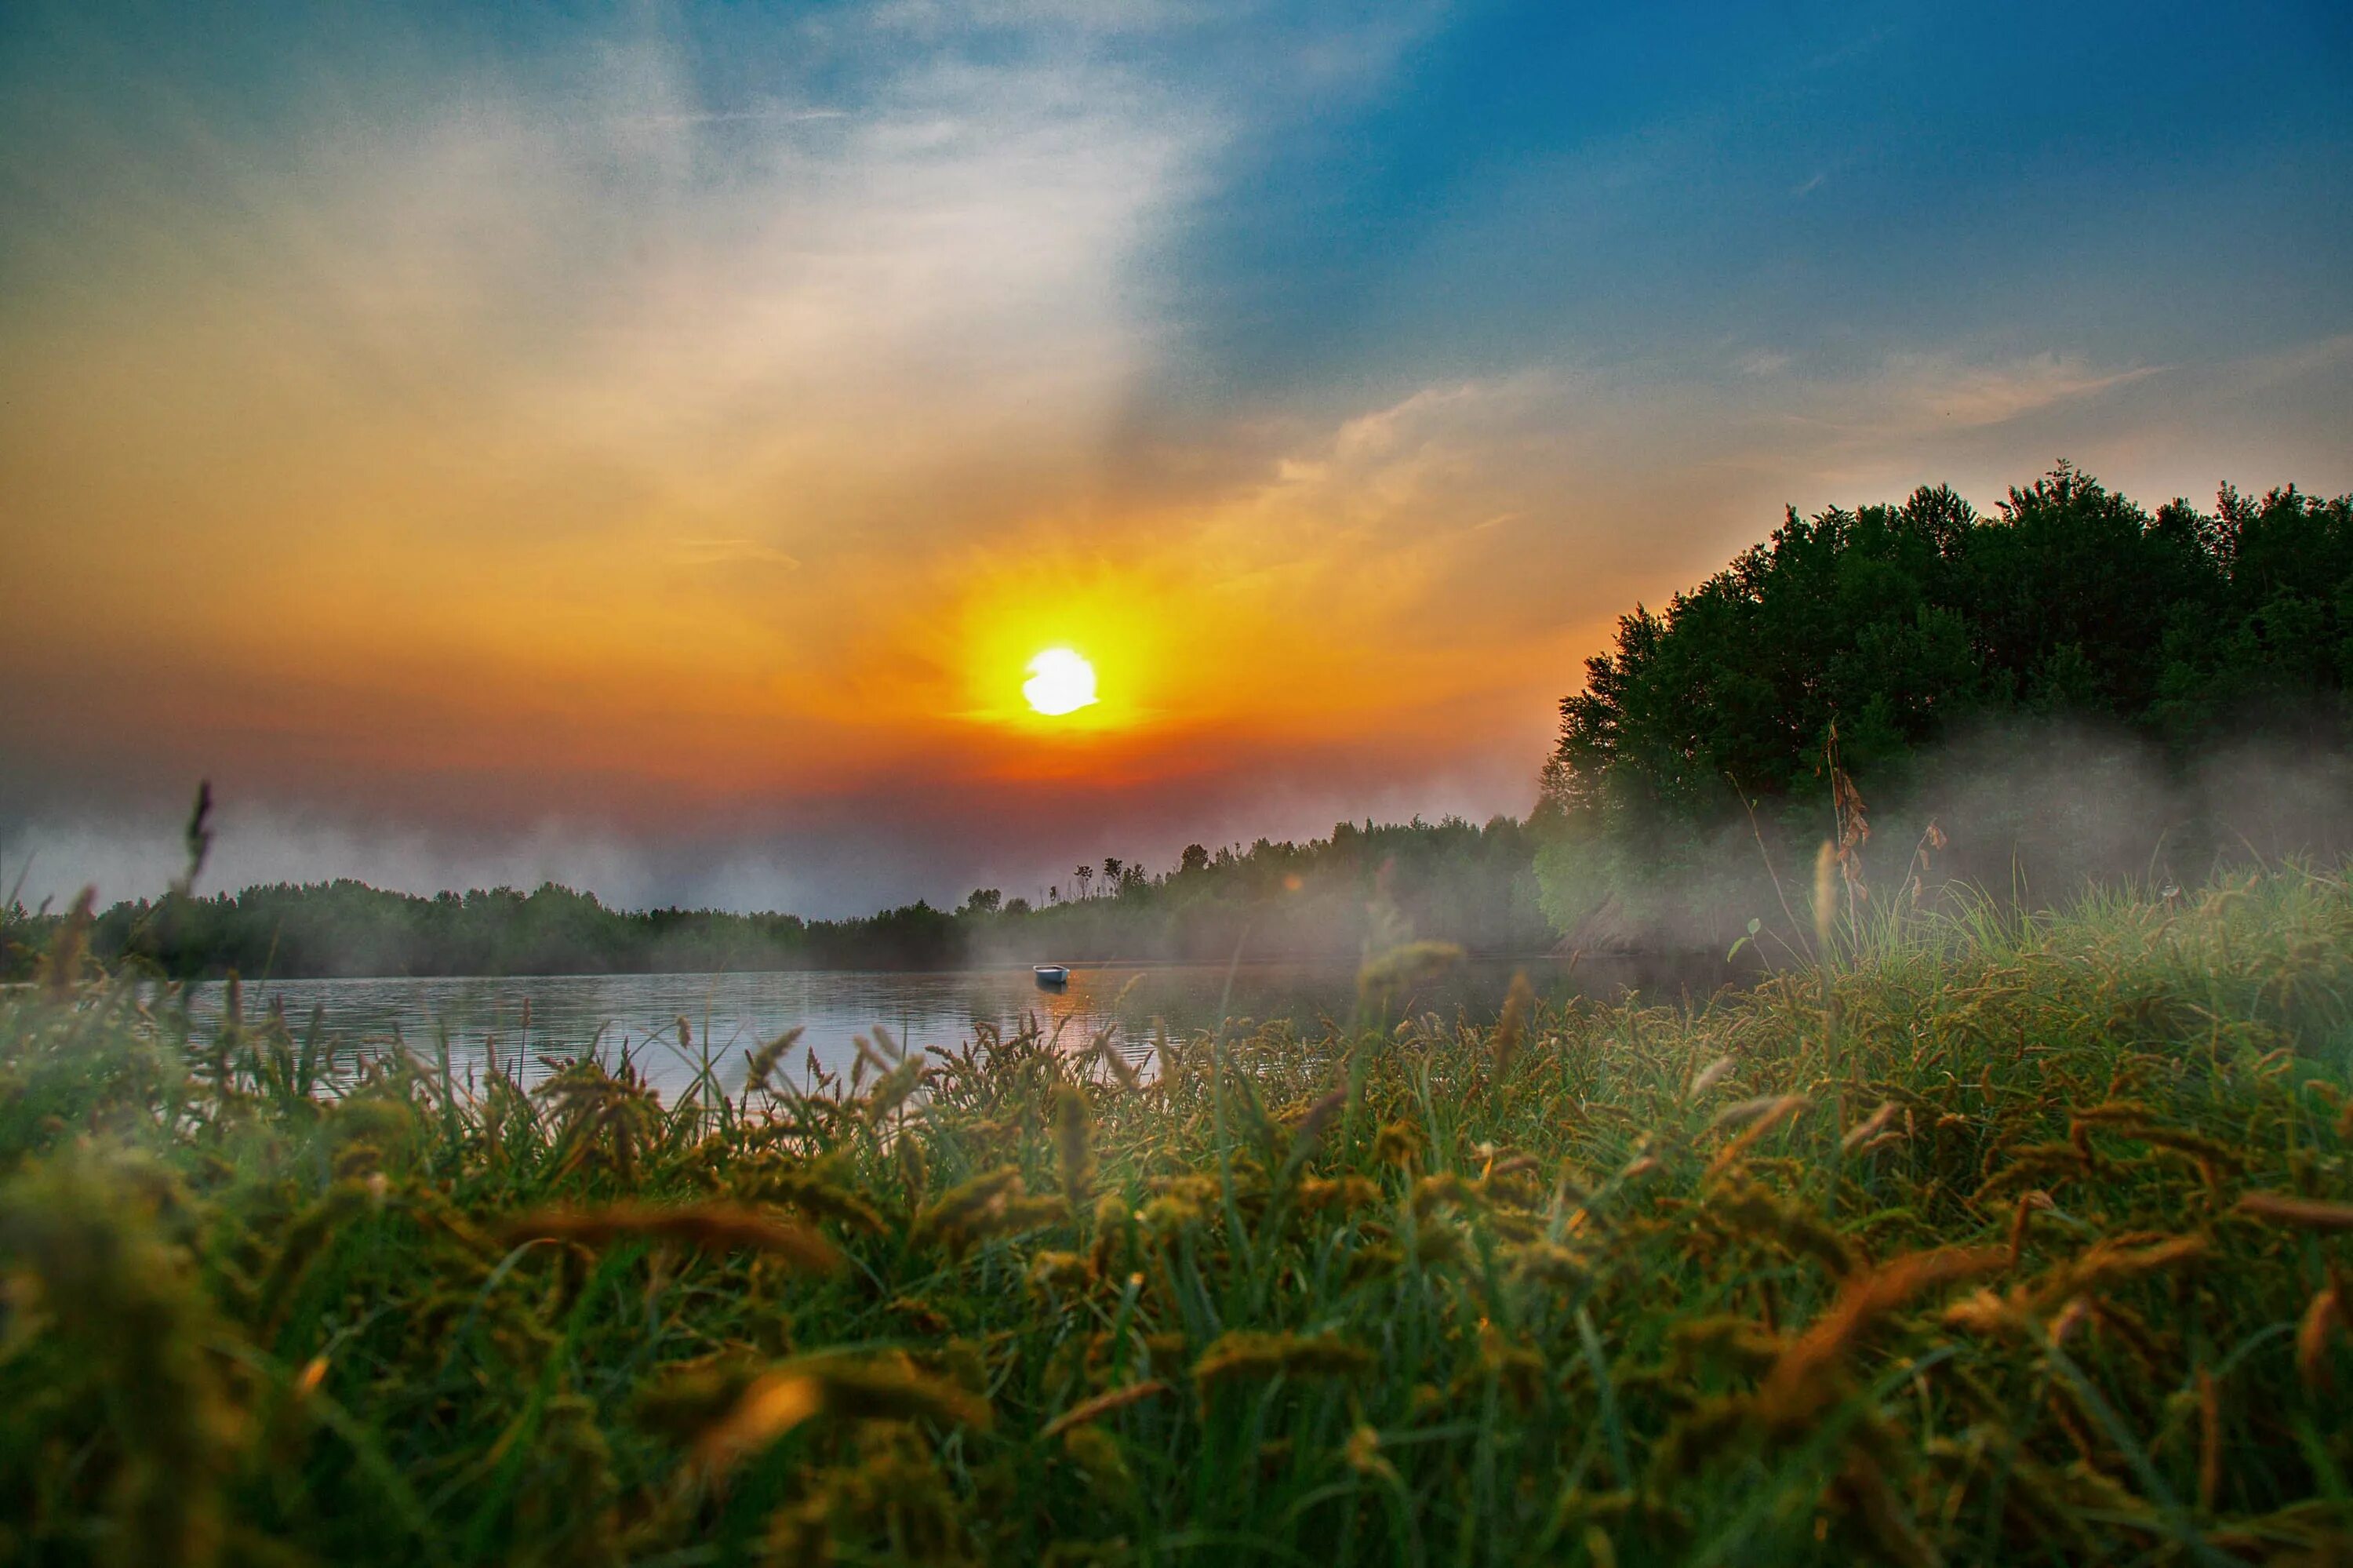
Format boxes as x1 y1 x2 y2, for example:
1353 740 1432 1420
3 2 2348 913
1874 351 2165 428
1778 350 2168 438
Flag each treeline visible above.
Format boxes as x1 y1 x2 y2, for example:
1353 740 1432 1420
34 882 959 980
17 466 2348 977
965 814 1548 966
0 816 1546 980
1538 465 2353 943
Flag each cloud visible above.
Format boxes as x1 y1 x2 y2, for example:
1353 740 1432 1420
1854 351 2166 431
4 7 2349 916
0 13 1228 772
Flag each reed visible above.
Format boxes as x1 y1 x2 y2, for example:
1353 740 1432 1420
2 863 2351 1564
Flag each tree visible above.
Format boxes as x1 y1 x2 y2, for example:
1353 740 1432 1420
1536 466 2353 933
1073 866 1094 899
1102 857 1124 890
961 888 1002 915
1179 843 1209 875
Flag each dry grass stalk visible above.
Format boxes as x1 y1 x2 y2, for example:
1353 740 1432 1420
2008 1191 2055 1271
861 1056 928 1124
1372 1120 1424 1167
1686 1054 1736 1101
1299 1174 1381 1213
39 889 93 1002
1492 970 1535 1074
2297 1282 2344 1390
2235 1191 2353 1231
693 1352 991 1475
1193 1330 1375 1390
1840 1101 1901 1152
695 1372 824 1474
743 1026 806 1096
1038 1380 1171 1439
503 1202 841 1272
1288 1087 1347 1158
1704 1095 1809 1181
743 1163 885 1235
1707 1185 1857 1278
911 1166 1067 1256
1098 1032 1144 1093
1758 1246 2004 1427
2028 1234 2206 1311
1711 1093 1806 1130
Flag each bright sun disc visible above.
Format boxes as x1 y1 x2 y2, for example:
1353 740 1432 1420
1023 648 1098 715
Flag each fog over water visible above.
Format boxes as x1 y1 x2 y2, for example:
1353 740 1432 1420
173 951 1737 1097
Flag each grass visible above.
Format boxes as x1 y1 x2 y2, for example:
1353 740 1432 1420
3 867 2352 1566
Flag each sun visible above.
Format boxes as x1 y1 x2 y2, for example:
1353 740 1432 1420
1022 648 1098 715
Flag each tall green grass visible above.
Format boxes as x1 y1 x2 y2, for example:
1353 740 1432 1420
4 868 2351 1565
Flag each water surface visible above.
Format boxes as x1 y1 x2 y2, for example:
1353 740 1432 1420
178 954 1737 1096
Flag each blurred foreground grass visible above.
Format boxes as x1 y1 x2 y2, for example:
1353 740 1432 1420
5 870 2353 1566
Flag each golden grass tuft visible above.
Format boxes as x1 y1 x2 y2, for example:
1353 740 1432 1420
7 860 2353 1564
693 1351 992 1474
502 1202 842 1271
2236 1191 2353 1231
1193 1330 1377 1390
1038 1381 1171 1440
1758 1246 2006 1428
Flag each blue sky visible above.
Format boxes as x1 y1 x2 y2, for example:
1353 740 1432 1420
1167 2 2352 394
3 0 2350 912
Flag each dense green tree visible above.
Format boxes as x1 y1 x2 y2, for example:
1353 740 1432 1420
1539 467 2353 937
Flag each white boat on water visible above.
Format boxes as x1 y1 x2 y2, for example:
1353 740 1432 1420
1034 964 1071 986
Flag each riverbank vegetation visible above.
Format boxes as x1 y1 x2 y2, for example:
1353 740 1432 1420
0 816 1545 982
5 863 2351 1564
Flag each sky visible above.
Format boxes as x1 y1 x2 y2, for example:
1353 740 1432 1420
3 0 2350 916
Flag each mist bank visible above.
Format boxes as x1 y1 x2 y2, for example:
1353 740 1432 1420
0 816 1547 981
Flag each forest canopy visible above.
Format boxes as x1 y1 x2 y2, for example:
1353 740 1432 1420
1536 466 2353 940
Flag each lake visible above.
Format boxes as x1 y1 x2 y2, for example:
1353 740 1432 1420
173 952 1740 1097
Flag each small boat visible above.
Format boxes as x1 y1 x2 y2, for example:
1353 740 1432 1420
1033 964 1071 988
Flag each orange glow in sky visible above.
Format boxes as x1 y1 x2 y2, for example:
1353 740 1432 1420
3 5 2348 913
